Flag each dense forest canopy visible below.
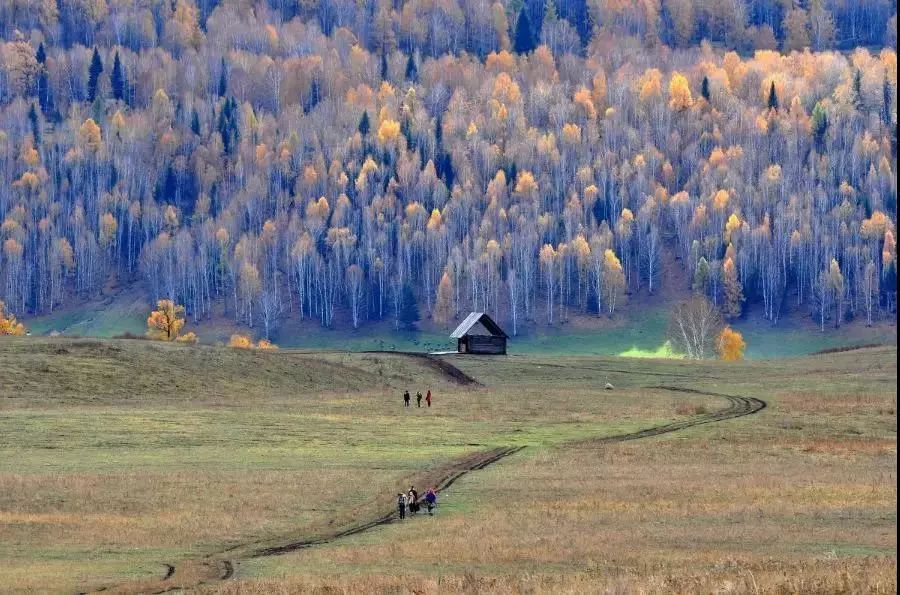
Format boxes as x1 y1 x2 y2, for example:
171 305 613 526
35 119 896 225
0 0 896 337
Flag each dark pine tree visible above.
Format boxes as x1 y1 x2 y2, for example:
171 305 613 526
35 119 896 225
381 52 389 81
434 114 443 149
558 0 591 46
431 115 455 186
766 81 778 112
218 97 239 154
398 283 420 329
110 51 126 102
304 79 321 112
405 52 417 81
358 110 371 137
701 75 710 102
513 9 537 54
437 152 454 188
505 160 518 188
35 45 52 116
28 103 40 144
190 108 201 136
87 47 103 102
217 57 228 98
853 68 864 111
401 117 415 150
811 101 828 152
883 78 894 126
156 165 179 205
37 65 53 116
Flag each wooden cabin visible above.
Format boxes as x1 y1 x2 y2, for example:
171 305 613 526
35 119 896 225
450 312 508 355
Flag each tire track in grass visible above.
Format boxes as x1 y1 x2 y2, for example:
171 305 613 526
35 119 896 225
86 359 766 594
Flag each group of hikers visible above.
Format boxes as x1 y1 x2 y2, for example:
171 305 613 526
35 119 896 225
397 486 437 519
403 389 432 408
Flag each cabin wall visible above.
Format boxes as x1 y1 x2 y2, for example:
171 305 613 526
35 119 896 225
466 335 506 354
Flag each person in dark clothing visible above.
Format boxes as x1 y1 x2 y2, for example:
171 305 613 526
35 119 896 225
424 487 437 515
425 390 432 407
408 486 419 514
416 391 423 407
403 390 410 407
398 493 407 519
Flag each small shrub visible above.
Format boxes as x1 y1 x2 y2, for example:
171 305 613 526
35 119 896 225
113 332 148 340
675 403 707 416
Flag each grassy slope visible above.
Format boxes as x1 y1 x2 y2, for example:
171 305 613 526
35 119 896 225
1 338 710 592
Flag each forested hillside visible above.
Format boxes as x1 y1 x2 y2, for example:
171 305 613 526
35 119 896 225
0 0 896 338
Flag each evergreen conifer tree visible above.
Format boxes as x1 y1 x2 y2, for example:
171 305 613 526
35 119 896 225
87 47 103 102
811 101 829 151
110 51 126 102
217 57 228 98
766 81 778 111
882 78 894 126
853 68 864 111
405 52 417 81
28 103 40 143
358 110 371 137
399 284 420 329
513 9 537 54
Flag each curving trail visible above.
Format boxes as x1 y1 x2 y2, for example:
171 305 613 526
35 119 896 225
86 356 766 595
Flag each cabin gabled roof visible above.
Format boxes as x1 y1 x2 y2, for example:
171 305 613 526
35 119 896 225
449 312 509 339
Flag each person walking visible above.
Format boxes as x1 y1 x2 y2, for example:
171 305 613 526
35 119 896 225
398 492 407 519
424 488 437 515
408 486 419 515
416 391 423 407
403 390 410 407
425 390 432 407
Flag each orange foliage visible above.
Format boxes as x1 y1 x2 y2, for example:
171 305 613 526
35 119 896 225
717 326 746 361
229 334 277 349
228 334 254 349
0 300 26 336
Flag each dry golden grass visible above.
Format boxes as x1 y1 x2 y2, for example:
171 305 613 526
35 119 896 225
207 559 897 594
223 349 896 594
1 340 895 593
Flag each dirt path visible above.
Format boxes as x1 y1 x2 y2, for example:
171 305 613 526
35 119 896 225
85 360 766 595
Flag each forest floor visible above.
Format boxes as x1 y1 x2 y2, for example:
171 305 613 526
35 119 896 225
22 282 897 359
0 339 895 593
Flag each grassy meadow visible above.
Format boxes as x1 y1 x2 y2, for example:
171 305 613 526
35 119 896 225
0 337 895 593
219 348 899 593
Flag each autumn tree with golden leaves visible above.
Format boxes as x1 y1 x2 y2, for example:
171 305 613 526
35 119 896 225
147 300 196 343
717 326 746 361
0 300 26 336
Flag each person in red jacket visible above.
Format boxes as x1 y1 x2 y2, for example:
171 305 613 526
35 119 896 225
425 390 432 407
